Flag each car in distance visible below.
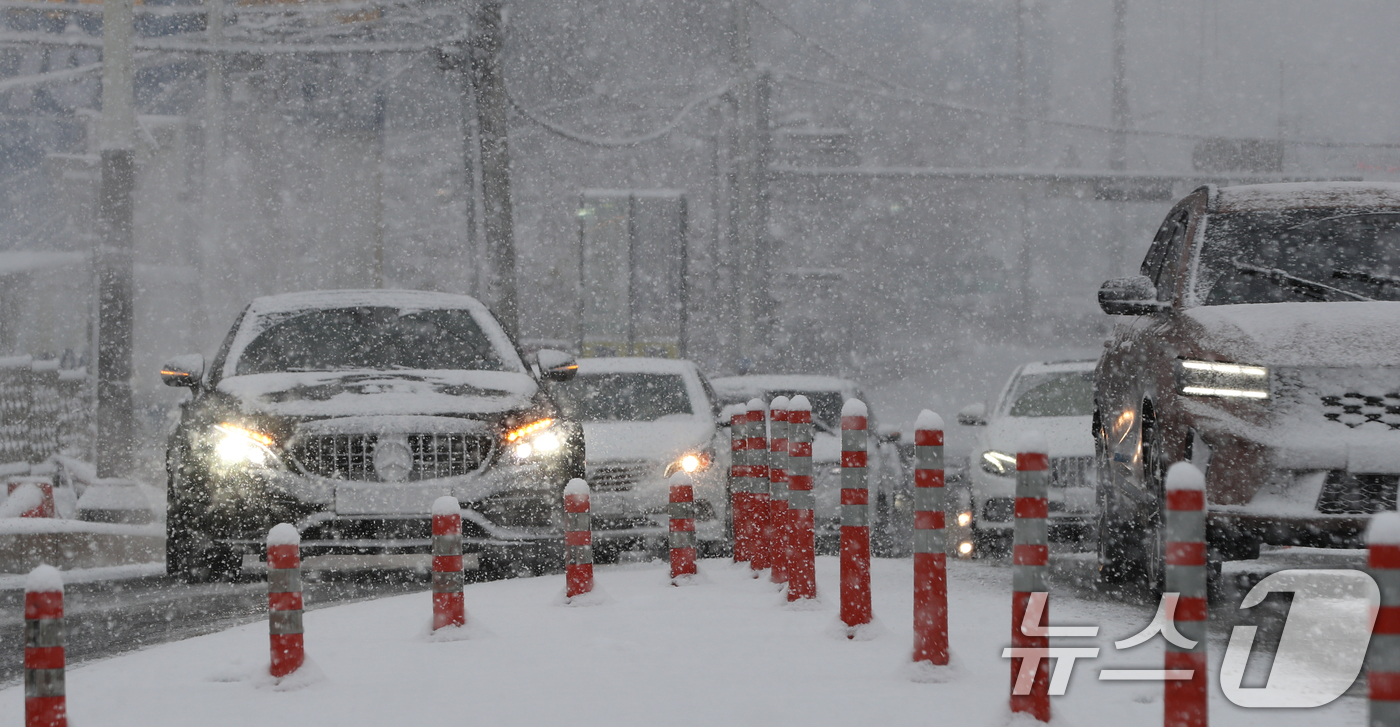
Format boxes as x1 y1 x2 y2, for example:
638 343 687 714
709 374 904 555
545 357 728 559
160 289 584 582
1094 182 1400 585
958 360 1098 555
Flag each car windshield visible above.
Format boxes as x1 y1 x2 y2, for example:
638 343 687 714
234 307 509 375
1007 371 1095 417
767 391 845 432
1195 211 1400 305
549 372 693 422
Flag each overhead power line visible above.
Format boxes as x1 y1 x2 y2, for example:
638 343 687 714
505 80 732 148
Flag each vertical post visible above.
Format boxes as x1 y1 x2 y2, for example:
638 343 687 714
564 479 594 598
471 0 517 337
670 473 698 582
267 523 304 678
767 396 790 584
741 398 770 571
1164 463 1207 727
431 496 466 629
1011 431 1050 722
197 0 225 330
1110 0 1129 173
728 404 748 563
840 399 872 632
24 565 65 727
1369 511 1400 727
786 395 816 601
912 410 948 665
95 0 138 479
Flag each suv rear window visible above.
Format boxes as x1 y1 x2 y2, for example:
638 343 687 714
235 307 508 375
1195 211 1400 305
550 373 693 422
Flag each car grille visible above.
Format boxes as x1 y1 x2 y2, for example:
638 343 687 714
1319 392 1400 430
587 461 653 492
291 433 491 481
1317 471 1399 514
1050 456 1094 488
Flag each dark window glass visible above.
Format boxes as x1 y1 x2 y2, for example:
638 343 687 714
550 373 693 422
234 307 507 375
1008 372 1095 418
1197 211 1400 305
767 391 845 433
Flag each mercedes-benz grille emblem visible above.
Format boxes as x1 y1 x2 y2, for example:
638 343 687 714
374 436 413 483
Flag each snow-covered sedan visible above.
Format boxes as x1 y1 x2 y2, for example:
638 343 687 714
958 360 1098 555
545 357 729 559
160 289 584 582
709 375 903 555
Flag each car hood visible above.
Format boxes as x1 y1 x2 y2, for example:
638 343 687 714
582 416 715 463
1183 301 1400 368
217 370 538 418
980 415 1094 459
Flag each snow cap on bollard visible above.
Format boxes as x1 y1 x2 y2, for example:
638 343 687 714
267 523 304 678
564 479 594 598
431 496 466 629
25 564 65 727
841 398 868 420
1369 511 1400 727
912 409 949 666
1165 462 1206 492
789 394 811 413
768 396 792 585
669 472 698 581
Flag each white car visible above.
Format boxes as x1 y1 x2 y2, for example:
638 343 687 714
959 360 1098 555
546 357 729 559
709 374 904 555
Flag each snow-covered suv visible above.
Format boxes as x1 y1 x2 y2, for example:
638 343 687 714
160 290 584 582
1094 182 1400 584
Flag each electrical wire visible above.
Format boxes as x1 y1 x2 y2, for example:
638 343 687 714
505 79 731 148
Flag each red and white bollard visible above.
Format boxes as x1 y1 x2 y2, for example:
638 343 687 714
267 523 304 678
1011 432 1050 722
431 496 466 629
1370 511 1400 727
768 396 791 585
24 565 65 727
787 395 816 601
728 405 748 563
564 479 594 598
8 478 56 519
745 398 771 572
912 410 949 665
670 473 698 581
840 398 872 631
1164 463 1208 727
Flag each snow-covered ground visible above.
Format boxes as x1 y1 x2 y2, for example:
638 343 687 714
0 557 1362 727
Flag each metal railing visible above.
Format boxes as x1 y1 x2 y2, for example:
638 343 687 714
0 356 91 468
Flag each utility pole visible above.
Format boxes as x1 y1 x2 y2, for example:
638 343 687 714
96 0 137 478
1109 0 1129 172
1014 0 1033 330
753 67 773 353
727 0 757 371
198 0 224 332
471 0 517 338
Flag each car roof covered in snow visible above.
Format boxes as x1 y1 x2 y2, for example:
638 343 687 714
1018 359 1097 375
245 289 491 316
709 374 857 398
1212 182 1400 214
573 357 699 375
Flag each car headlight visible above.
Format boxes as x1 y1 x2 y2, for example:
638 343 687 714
980 450 1017 476
212 423 279 469
506 418 562 460
1176 359 1269 399
664 449 714 479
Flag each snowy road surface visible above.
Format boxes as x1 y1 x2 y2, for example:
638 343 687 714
0 556 1362 727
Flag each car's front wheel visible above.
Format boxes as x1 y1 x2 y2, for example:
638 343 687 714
166 461 241 584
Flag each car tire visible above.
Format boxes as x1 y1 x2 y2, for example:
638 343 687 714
166 462 241 584
1134 417 1169 596
970 524 1010 559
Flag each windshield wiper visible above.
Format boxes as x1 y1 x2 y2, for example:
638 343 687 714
1231 259 1373 302
1332 267 1400 289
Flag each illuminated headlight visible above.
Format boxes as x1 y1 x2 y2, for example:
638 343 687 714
507 419 562 460
664 450 714 478
958 541 974 555
1176 359 1270 400
213 423 278 469
980 450 1017 476
957 511 972 527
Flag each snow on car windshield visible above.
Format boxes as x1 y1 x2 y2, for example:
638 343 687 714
234 307 509 375
549 372 693 422
1196 211 1400 305
1007 371 1094 418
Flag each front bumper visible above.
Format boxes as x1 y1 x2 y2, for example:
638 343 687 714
967 469 1096 540
585 464 728 546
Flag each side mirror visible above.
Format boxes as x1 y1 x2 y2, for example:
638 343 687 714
533 349 578 382
160 354 205 388
717 404 745 428
956 403 987 427
877 424 902 444
1098 276 1169 316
